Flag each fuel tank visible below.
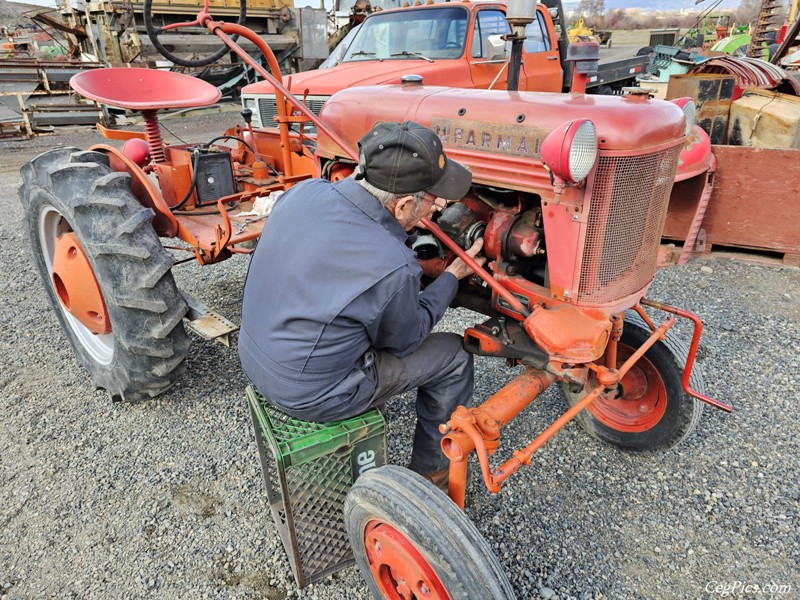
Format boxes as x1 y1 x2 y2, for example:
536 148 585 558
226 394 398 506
316 84 687 192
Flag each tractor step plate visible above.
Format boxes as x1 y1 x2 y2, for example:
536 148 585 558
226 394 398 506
182 292 238 346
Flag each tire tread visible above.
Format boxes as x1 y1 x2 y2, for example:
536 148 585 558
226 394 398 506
19 148 190 402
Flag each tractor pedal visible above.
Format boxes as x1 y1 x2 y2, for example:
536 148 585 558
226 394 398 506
181 292 239 347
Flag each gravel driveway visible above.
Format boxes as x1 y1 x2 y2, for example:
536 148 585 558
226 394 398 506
1 120 798 600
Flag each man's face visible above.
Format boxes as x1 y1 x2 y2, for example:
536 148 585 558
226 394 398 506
396 192 447 231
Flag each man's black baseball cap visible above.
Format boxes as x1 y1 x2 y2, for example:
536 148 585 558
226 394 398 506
357 121 472 200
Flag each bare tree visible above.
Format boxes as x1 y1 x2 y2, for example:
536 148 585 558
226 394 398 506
576 0 605 18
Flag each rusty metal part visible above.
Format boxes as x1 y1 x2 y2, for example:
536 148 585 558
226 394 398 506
51 232 110 335
605 312 623 368
505 210 543 258
576 143 683 305
90 143 280 263
690 56 800 96
142 110 166 163
678 154 716 264
463 318 549 366
421 217 531 318
483 211 515 260
667 75 735 145
640 299 733 413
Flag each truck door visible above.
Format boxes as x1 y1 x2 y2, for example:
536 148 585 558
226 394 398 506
469 9 511 89
519 10 562 92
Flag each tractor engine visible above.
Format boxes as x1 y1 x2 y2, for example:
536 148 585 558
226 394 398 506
315 83 689 365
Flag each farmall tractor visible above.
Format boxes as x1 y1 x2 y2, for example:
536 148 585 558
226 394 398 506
19 0 731 596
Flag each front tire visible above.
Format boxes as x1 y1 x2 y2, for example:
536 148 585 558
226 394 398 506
560 311 704 451
19 148 190 402
345 465 515 599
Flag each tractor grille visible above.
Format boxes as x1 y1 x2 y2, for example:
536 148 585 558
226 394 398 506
257 94 329 126
577 144 682 304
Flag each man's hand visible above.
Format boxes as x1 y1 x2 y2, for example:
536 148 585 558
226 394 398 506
444 238 486 280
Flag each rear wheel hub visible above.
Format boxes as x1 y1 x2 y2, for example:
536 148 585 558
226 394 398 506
51 231 111 335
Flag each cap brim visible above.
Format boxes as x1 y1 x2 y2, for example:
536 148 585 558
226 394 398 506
425 158 472 200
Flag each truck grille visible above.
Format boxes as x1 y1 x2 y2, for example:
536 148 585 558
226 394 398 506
577 145 682 305
257 95 328 126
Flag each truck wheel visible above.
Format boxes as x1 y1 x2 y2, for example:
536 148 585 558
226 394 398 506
345 465 516 600
560 311 703 451
19 148 190 402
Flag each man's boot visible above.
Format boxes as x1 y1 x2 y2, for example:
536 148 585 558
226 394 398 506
422 468 449 492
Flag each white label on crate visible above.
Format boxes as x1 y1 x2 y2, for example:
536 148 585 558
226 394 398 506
356 450 377 475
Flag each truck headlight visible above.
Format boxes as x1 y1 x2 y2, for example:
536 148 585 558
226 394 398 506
540 119 597 184
670 97 696 136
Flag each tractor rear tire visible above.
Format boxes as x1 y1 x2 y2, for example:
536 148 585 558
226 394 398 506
560 311 704 451
19 148 190 402
344 465 516 600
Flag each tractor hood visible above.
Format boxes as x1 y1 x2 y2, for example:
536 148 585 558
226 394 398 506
242 60 470 96
316 85 687 193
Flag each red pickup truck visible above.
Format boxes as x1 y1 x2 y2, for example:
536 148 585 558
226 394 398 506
240 0 649 129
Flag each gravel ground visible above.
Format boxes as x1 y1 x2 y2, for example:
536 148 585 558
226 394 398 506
1 118 799 600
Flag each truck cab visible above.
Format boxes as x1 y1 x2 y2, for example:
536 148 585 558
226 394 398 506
241 1 565 128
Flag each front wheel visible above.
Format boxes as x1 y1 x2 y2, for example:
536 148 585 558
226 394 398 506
560 311 704 451
345 465 515 599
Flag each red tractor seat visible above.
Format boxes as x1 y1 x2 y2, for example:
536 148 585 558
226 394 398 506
70 67 221 111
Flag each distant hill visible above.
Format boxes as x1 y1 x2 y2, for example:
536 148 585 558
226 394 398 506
1 0 47 27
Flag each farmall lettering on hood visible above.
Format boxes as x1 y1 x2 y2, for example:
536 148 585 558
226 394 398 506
316 85 687 193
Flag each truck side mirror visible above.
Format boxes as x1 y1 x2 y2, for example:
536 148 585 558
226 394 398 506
486 34 508 61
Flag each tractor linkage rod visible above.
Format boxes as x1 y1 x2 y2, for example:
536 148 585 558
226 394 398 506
421 217 531 318
199 15 360 167
440 314 696 509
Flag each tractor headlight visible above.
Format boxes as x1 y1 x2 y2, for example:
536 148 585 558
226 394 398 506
671 97 696 136
541 119 598 184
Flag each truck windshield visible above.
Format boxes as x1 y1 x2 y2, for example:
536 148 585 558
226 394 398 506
342 7 469 62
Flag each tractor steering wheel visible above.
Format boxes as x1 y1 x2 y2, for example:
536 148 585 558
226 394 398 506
144 0 247 67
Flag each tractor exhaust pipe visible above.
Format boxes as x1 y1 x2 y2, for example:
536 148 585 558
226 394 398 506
566 42 600 94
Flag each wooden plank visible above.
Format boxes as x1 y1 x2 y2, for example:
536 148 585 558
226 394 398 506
664 145 800 255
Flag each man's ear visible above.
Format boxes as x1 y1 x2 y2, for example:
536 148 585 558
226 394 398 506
392 195 416 221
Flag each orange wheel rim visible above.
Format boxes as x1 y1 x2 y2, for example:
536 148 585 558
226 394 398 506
364 520 450 600
51 232 111 335
587 345 667 432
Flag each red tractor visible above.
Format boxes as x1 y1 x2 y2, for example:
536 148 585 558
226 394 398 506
18 1 731 596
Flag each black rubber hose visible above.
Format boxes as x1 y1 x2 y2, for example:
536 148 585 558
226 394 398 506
143 0 247 67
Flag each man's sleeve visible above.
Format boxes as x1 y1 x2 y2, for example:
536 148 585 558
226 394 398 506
366 270 458 358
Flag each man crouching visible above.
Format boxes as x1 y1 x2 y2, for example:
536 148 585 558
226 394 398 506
239 121 483 489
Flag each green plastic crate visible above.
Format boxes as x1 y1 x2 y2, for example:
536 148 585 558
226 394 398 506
246 385 386 587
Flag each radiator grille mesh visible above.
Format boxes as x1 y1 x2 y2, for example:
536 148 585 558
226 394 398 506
578 145 682 304
257 95 328 126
